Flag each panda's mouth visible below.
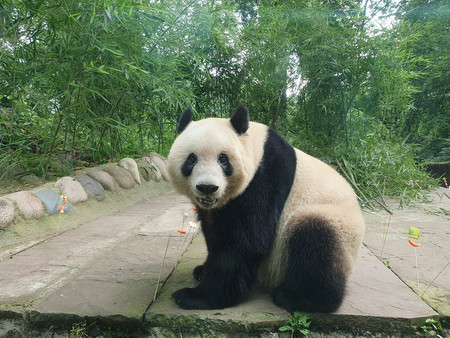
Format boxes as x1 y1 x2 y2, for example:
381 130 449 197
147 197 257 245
197 197 218 207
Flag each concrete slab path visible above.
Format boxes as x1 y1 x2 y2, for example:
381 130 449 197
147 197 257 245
0 187 448 337
364 187 450 317
147 235 438 336
0 189 197 334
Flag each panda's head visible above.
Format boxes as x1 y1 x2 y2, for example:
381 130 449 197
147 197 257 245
167 106 253 210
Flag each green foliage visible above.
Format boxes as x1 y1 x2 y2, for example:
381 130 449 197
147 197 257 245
289 110 437 209
394 0 450 162
0 0 445 202
70 321 88 338
418 318 443 337
279 312 311 336
334 121 437 209
0 0 216 179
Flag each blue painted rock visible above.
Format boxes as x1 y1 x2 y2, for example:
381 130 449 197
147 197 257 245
35 189 71 215
77 175 105 201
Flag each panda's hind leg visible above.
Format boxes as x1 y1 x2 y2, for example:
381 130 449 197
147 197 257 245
272 216 346 313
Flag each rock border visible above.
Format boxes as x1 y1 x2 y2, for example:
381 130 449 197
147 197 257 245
0 155 169 230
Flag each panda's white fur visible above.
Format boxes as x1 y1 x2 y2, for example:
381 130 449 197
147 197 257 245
260 149 364 288
167 106 365 312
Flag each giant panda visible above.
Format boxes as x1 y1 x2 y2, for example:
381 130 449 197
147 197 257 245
167 105 365 313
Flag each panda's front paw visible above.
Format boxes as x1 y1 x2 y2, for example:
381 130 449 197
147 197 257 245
193 265 204 281
172 287 212 309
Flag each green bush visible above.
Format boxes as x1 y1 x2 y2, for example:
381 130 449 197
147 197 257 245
335 130 437 210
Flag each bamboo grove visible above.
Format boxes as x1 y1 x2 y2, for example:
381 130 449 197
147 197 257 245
1 0 448 205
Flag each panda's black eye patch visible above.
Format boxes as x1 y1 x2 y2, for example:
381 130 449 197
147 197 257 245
218 153 233 177
182 153 197 176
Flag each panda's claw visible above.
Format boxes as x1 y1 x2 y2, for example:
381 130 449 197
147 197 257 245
193 265 204 281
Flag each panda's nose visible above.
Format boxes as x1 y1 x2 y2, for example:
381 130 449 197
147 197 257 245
196 184 219 195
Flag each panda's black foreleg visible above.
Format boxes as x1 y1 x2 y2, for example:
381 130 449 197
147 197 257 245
173 253 259 310
272 216 346 313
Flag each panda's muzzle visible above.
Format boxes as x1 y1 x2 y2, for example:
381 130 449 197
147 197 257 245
196 184 219 206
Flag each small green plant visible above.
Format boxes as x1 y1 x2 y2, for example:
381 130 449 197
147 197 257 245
279 312 311 336
419 318 443 337
70 321 88 338
384 260 391 269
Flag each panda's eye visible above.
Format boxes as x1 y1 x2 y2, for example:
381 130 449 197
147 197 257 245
218 153 233 176
187 153 197 165
182 153 197 177
218 154 229 165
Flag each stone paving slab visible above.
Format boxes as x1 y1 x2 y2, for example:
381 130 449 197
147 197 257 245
146 233 438 335
0 187 448 336
363 188 450 317
0 190 196 329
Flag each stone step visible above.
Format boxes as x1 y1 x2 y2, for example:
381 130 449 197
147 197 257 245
0 188 447 337
0 190 196 335
146 234 438 337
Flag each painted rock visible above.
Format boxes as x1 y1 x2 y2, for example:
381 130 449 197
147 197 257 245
35 189 71 215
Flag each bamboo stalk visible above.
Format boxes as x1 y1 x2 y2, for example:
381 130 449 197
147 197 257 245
380 214 392 260
153 235 172 302
414 246 420 291
421 260 450 298
336 159 376 210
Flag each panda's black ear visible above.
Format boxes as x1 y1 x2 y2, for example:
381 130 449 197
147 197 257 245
230 105 249 135
177 107 193 134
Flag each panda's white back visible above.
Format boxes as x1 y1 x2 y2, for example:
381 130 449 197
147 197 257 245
260 148 365 288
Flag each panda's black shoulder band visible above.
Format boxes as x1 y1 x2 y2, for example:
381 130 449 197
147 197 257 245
230 105 249 135
178 107 193 134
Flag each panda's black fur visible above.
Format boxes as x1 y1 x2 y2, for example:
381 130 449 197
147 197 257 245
167 106 364 313
273 217 346 312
